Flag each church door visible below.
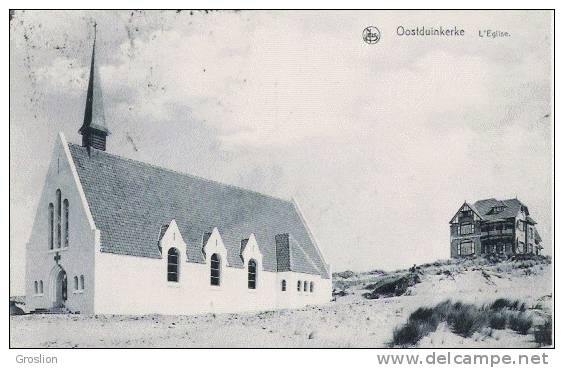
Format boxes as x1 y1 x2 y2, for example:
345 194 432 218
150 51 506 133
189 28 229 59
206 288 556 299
54 268 67 308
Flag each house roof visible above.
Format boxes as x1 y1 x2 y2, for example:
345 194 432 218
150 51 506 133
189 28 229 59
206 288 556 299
472 198 527 221
68 143 329 278
449 201 483 223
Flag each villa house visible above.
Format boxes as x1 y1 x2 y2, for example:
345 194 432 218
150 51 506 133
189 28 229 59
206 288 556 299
449 198 543 258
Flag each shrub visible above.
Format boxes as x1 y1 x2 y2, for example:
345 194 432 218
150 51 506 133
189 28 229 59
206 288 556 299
509 312 533 335
363 273 421 299
489 312 507 330
409 307 437 323
490 298 525 312
447 305 486 337
368 269 386 275
534 317 552 346
392 321 422 347
9 301 25 316
389 297 532 347
510 300 521 310
490 298 513 311
334 270 355 279
391 319 438 347
332 289 348 298
390 306 443 347
433 300 454 320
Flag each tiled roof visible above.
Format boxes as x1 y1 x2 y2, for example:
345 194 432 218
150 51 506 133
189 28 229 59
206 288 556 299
68 144 330 278
466 202 483 220
472 198 526 221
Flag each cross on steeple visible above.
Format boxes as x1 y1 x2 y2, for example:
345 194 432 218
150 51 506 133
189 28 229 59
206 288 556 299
79 22 110 152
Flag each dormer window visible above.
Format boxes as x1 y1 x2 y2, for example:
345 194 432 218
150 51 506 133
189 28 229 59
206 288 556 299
492 206 505 214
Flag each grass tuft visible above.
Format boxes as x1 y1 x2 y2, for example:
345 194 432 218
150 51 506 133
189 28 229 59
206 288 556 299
392 321 422 347
508 312 533 335
489 312 507 330
490 298 526 312
391 319 438 347
534 317 552 346
390 297 542 347
446 304 487 337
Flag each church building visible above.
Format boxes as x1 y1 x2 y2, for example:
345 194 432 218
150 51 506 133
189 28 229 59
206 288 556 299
25 30 332 315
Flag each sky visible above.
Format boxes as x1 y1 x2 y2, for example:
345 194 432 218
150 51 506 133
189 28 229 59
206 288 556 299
9 10 553 294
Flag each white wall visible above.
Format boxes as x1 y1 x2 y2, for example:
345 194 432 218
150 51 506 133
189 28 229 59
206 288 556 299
25 134 97 313
94 251 331 315
275 271 332 310
93 221 331 315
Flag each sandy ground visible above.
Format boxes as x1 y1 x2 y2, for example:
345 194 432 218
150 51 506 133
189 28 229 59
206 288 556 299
10 259 552 348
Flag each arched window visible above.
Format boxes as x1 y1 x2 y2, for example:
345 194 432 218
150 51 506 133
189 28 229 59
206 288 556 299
297 280 301 292
304 281 309 293
34 281 38 294
80 275 85 290
247 259 257 289
39 281 43 294
310 281 314 293
48 203 54 250
281 279 287 291
56 189 62 248
167 248 179 282
63 199 69 247
210 253 221 286
74 276 79 290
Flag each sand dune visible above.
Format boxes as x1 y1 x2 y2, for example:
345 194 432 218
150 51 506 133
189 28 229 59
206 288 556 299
10 257 552 348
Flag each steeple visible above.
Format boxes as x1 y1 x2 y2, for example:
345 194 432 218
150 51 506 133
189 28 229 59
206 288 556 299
79 23 110 151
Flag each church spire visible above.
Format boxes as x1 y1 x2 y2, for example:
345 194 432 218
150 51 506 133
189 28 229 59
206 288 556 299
79 23 110 151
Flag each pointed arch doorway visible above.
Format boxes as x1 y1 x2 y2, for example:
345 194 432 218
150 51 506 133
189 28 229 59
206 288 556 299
50 265 67 308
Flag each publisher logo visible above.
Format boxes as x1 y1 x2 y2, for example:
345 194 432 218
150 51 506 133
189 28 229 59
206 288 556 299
362 26 381 44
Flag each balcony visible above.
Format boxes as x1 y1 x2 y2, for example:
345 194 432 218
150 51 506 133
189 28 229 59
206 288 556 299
481 229 514 238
